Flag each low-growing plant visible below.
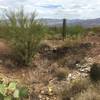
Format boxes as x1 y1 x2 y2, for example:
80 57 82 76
47 25 85 40
0 81 29 100
67 25 85 37
58 79 89 100
87 26 100 35
0 8 45 66
75 83 100 100
55 68 69 81
90 63 100 82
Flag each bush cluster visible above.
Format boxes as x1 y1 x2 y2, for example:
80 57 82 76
0 8 46 66
90 63 100 82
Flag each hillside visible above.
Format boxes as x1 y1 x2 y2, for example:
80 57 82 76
39 18 100 27
0 34 100 100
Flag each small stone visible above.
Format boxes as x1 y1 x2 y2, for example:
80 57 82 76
46 97 49 100
68 73 72 77
41 90 45 94
39 94 42 99
81 73 88 78
76 64 81 68
22 73 25 77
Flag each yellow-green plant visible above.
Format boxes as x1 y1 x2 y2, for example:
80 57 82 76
0 81 29 100
0 8 45 66
67 25 85 37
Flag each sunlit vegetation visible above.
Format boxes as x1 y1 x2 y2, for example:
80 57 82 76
0 8 46 66
0 81 28 99
48 25 85 40
0 7 100 100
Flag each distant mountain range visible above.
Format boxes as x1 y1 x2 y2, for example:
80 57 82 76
39 18 100 28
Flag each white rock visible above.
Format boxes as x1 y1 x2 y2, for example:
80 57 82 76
39 94 42 99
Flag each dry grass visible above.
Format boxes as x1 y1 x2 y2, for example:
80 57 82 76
64 36 84 47
58 79 90 100
75 83 100 100
55 67 69 81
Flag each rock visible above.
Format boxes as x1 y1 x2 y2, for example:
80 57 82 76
79 69 85 72
79 66 91 73
39 94 42 99
84 57 94 65
81 73 88 78
76 64 81 68
46 97 50 100
41 90 45 94
67 73 72 81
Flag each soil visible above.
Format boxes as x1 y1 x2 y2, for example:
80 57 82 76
0 34 100 99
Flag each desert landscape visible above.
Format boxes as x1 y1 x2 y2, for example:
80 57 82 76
0 0 100 100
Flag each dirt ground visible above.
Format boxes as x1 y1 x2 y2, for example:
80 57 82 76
0 34 100 99
0 34 100 82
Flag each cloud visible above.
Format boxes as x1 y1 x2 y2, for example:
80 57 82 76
0 5 8 9
0 0 100 19
38 4 63 9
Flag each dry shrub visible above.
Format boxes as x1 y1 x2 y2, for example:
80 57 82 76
75 83 100 100
55 67 69 81
64 36 83 47
58 79 89 100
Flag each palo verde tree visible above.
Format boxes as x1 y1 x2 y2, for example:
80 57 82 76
0 8 45 66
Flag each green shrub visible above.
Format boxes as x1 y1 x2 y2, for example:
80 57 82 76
67 25 85 37
87 26 100 34
47 25 85 40
90 63 100 82
46 26 61 39
0 8 45 66
0 81 29 100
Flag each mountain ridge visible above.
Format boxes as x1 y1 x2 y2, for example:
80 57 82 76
39 18 100 27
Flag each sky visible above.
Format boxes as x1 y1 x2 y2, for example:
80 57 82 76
0 0 100 19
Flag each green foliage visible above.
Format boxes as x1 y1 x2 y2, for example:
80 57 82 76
0 8 45 66
19 87 29 97
0 84 6 96
13 89 19 98
8 82 17 91
47 25 85 39
87 26 100 34
45 26 61 40
90 63 100 82
67 25 85 37
0 81 29 100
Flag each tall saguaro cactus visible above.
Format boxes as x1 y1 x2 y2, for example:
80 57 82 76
62 18 66 40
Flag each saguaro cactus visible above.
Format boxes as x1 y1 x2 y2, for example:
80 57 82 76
62 18 66 40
